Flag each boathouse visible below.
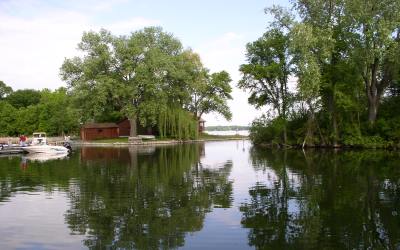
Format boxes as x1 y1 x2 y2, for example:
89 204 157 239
80 123 119 140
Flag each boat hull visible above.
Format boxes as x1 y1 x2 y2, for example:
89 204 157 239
23 145 69 154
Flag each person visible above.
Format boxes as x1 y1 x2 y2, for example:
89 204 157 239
19 134 27 147
64 135 71 142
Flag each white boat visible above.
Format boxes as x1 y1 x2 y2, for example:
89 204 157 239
23 144 70 154
31 132 48 145
22 132 71 155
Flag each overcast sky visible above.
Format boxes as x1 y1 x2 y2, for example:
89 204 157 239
0 0 290 126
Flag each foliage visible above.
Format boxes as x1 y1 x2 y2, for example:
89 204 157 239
6 89 41 108
239 27 292 143
245 0 400 148
188 70 233 121
0 81 13 100
0 82 79 136
158 107 198 140
61 27 232 137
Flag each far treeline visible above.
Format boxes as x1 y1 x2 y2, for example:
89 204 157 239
0 27 233 139
239 0 400 148
205 126 250 131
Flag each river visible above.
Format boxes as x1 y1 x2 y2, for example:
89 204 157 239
0 141 399 249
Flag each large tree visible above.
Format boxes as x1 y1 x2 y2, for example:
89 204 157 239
239 28 291 144
189 70 232 121
61 27 182 137
346 0 400 124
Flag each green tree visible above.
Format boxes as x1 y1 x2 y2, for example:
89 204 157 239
239 28 291 144
346 0 400 124
0 81 13 100
189 70 233 121
6 89 41 108
38 88 79 135
61 27 185 137
0 101 16 135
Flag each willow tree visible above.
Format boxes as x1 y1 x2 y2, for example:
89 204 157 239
239 28 291 144
61 27 183 137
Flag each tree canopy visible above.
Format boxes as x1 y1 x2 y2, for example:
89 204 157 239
61 27 232 138
243 0 400 148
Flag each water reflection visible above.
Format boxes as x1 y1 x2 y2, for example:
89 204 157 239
67 144 233 249
0 142 400 249
241 148 400 249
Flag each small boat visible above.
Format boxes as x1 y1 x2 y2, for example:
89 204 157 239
22 132 71 155
23 144 70 154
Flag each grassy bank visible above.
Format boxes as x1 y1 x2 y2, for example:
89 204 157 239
83 133 248 144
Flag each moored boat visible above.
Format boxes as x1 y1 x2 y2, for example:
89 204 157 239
23 144 70 154
22 132 71 155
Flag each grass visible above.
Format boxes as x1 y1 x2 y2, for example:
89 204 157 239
93 137 129 143
90 133 248 143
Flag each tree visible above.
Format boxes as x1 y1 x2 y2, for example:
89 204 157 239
0 81 13 100
189 70 232 121
0 101 16 135
38 88 79 135
62 27 232 138
346 0 400 124
290 23 328 147
61 27 183 137
6 89 41 108
239 28 291 144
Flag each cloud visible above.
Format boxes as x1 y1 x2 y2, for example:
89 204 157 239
0 10 91 90
0 4 160 90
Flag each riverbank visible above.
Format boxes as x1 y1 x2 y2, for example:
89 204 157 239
73 134 248 146
0 134 248 147
255 141 400 150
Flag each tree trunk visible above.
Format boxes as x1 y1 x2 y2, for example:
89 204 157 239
129 115 137 137
283 124 287 145
327 82 338 146
365 58 381 125
367 98 378 124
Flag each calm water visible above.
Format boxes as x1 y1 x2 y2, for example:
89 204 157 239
0 141 400 249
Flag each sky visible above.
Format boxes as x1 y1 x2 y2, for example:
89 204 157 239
0 0 290 126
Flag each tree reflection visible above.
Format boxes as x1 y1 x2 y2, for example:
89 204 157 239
65 144 233 249
0 144 233 249
241 148 400 249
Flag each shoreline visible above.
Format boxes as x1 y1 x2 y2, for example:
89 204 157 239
254 142 400 150
72 137 248 147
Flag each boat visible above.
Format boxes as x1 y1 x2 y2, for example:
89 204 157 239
22 132 71 155
23 144 70 154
